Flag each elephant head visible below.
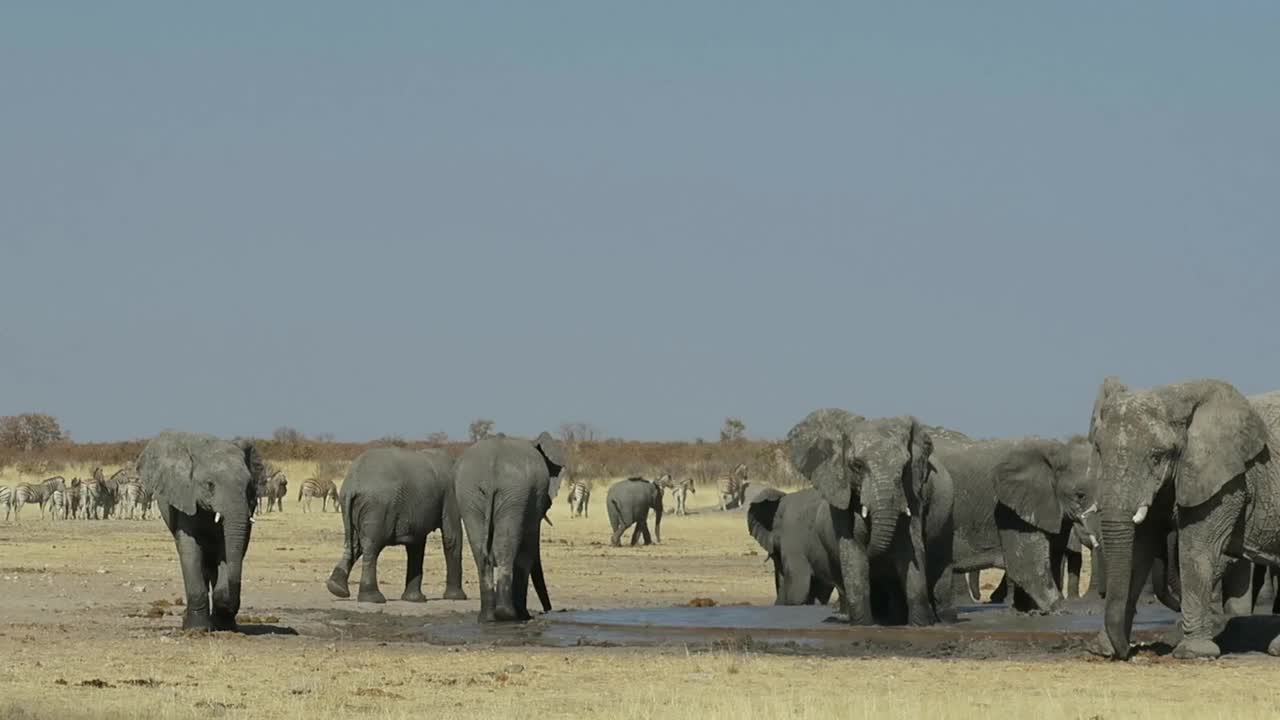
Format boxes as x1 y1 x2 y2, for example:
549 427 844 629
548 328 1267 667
1089 378 1269 658
991 436 1098 546
746 487 787 556
786 410 928 557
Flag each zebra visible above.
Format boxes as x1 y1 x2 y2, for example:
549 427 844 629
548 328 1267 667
667 476 696 516
117 480 145 519
257 469 287 513
565 475 591 518
297 477 338 512
13 476 68 520
0 485 12 521
718 463 749 511
81 468 106 519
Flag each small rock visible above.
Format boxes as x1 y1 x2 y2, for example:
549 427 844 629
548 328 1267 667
133 585 146 593
503 664 525 674
97 568 109 575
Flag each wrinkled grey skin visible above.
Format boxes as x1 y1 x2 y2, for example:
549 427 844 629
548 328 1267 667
784 410 946 625
325 448 466 604
606 477 664 546
138 431 263 631
935 435 1097 614
1088 378 1280 660
456 432 565 623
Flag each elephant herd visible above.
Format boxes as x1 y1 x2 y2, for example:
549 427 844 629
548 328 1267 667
751 377 1280 661
132 375 1280 661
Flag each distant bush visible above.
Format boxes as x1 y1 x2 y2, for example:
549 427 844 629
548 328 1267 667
468 419 495 442
0 413 69 452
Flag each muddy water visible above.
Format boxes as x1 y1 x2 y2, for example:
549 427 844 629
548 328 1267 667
278 597 1280 659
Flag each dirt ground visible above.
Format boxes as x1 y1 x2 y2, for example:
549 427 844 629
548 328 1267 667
3 480 1280 719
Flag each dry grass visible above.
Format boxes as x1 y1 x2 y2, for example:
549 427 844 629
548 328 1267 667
1 483 1276 719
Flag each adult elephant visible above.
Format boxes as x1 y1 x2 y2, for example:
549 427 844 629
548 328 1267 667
138 431 264 631
1089 378 1280 660
325 448 466 603
456 432 565 623
935 435 1096 613
606 477 664 546
784 410 952 626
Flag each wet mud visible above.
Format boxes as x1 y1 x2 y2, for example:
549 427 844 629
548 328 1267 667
221 597 1280 660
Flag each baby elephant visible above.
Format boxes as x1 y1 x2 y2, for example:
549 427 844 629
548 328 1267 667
326 448 467 603
607 477 664 547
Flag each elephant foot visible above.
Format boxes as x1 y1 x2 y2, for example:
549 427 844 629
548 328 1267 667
400 589 428 603
326 570 351 599
357 588 387 604
1268 636 1280 657
1085 631 1119 659
182 610 214 632
211 611 237 632
442 587 469 601
1172 637 1221 660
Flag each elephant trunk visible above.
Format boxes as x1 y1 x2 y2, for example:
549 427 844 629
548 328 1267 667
1101 517 1136 659
213 515 251 624
531 553 551 612
868 507 899 558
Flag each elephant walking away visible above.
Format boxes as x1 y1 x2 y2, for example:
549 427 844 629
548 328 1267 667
784 410 955 625
138 431 264 631
934 435 1097 614
1088 379 1280 659
606 477 664 546
325 448 466 603
456 432 566 623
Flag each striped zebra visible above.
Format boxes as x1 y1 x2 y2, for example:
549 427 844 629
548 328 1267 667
297 477 338 512
65 477 84 519
667 476 696 516
257 469 288 513
565 475 591 518
718 463 749 511
81 468 106 519
13 476 68 520
0 485 12 521
117 480 145 519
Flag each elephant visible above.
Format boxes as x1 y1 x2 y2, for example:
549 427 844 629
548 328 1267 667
1088 378 1280 660
606 477 664 546
747 488 839 605
325 448 466 604
934 435 1097 614
138 431 264 631
455 431 565 623
784 410 953 626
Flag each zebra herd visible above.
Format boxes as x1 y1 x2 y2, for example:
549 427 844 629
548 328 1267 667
0 467 153 521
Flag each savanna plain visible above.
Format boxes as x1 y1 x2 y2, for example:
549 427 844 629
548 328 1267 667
3 460 1279 720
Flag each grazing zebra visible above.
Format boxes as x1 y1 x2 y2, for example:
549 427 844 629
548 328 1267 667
258 469 288 513
82 468 106 519
65 478 84 519
565 475 591 518
717 463 749 511
667 476 696 516
297 477 338 512
0 485 12 521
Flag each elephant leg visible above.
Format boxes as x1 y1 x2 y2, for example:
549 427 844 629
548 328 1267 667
174 529 212 631
1066 551 1083 600
511 540 535 621
608 504 624 547
904 556 932 626
401 541 428 603
357 540 388 604
1222 558 1252 617
999 528 1063 613
210 556 239 631
836 529 873 625
638 519 652 546
440 494 468 600
326 525 362 600
1172 486 1246 660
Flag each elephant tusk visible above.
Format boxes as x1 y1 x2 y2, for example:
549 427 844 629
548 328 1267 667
904 507 912 517
249 516 255 524
214 512 222 524
1132 505 1149 525
1088 534 1099 548
860 505 869 519
1082 503 1098 516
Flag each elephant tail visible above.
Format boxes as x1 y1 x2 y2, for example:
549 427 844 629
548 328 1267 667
340 491 360 560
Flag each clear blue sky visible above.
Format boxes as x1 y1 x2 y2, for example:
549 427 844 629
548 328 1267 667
2 3 1277 443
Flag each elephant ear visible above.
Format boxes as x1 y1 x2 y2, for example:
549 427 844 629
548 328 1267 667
1090 377 1128 444
993 441 1065 534
1178 383 1269 508
785 409 863 511
241 441 266 511
534 431 567 477
907 418 933 502
139 434 205 517
746 488 785 553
